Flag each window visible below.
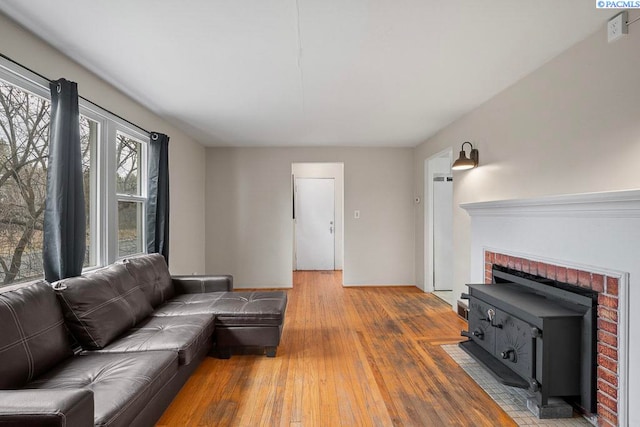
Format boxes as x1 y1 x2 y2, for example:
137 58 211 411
116 133 146 258
0 59 148 287
0 79 50 285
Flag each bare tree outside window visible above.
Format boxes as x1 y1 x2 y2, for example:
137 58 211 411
0 80 94 286
0 81 49 285
116 134 140 195
116 134 143 257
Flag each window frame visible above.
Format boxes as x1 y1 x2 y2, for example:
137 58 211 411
0 56 149 284
0 59 50 100
0 61 53 284
78 109 102 270
114 129 148 260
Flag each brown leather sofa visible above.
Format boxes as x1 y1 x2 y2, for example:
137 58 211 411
0 254 287 427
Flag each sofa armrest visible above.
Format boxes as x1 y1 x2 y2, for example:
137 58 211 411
0 389 94 427
172 275 233 293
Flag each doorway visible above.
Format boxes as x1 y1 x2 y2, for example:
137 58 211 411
433 173 453 291
424 150 454 305
295 178 335 270
292 163 344 273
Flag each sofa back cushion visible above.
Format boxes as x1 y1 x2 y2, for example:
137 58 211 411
0 281 73 388
54 263 153 350
120 254 174 307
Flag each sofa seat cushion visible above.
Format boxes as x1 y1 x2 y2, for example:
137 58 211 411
53 263 153 350
153 291 287 327
26 351 178 427
0 388 94 427
120 254 174 307
151 292 225 317
89 314 215 365
0 281 73 388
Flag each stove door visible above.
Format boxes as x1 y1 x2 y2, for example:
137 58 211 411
467 298 495 354
494 310 533 380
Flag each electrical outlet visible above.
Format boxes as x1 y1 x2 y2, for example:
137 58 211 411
354 210 360 219
608 11 628 43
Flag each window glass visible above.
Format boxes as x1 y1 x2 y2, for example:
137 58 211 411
116 133 141 196
116 131 145 258
117 200 143 257
0 80 50 285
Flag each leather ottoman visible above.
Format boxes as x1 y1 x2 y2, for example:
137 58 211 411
150 290 288 358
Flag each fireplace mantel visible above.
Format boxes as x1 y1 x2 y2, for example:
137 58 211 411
459 189 639 426
460 189 640 218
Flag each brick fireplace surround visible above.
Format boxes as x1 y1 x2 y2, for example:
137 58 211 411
485 250 618 426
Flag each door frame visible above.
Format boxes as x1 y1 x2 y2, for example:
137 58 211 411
291 162 344 275
424 148 453 293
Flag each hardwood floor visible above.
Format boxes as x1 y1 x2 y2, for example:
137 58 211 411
157 271 516 426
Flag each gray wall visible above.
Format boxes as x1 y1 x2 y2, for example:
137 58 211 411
413 13 640 304
0 12 207 274
206 147 414 287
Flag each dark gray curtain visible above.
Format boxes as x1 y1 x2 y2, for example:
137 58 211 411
146 132 170 262
43 79 85 282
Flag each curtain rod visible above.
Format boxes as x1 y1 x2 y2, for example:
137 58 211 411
0 52 150 136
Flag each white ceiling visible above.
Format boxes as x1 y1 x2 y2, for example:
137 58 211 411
0 1 610 147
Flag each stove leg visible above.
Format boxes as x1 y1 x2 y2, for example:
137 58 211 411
527 397 573 419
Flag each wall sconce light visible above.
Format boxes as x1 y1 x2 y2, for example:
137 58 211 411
451 141 479 171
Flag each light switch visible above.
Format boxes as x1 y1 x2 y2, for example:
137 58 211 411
354 210 360 219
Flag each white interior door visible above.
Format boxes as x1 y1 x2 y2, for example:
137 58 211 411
295 178 335 270
433 175 453 290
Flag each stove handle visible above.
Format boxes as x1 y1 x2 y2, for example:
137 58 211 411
500 349 517 362
460 329 485 340
486 309 502 329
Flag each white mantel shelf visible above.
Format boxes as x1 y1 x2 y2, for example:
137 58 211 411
460 189 640 218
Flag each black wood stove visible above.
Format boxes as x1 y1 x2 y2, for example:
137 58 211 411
460 265 597 417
